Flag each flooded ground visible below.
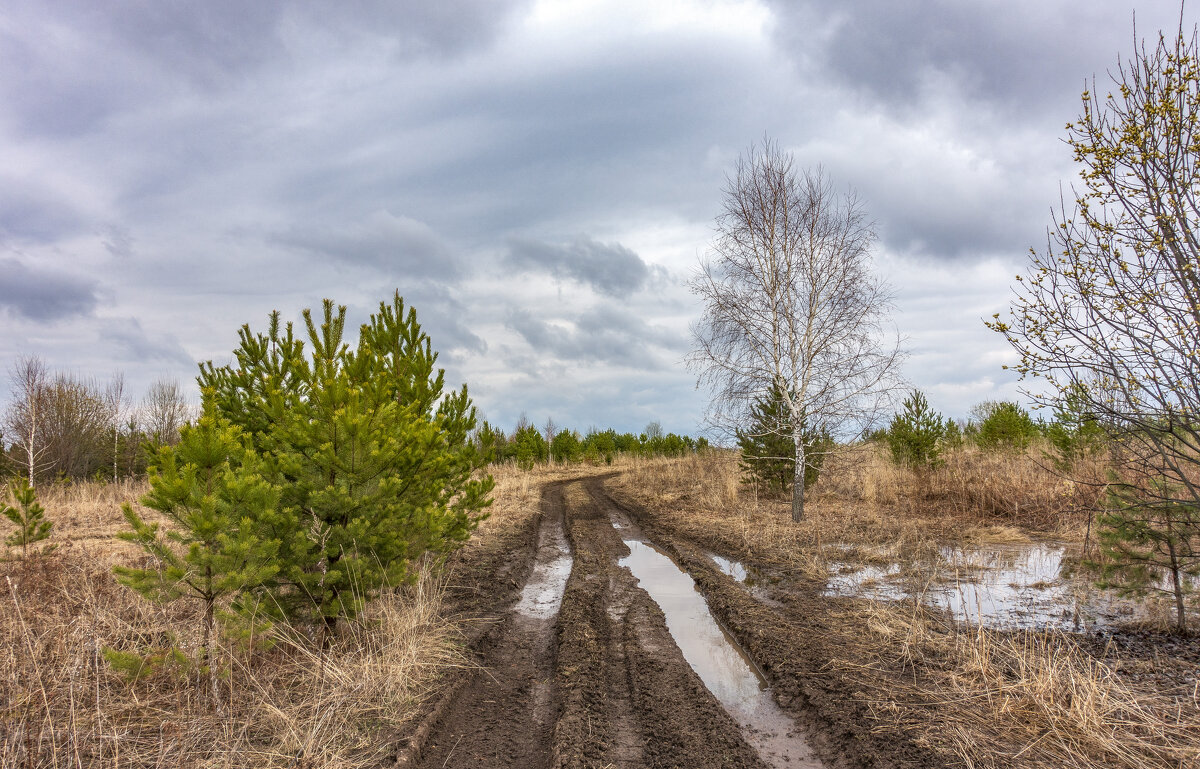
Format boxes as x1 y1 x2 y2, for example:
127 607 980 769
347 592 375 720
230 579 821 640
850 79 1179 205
513 501 573 619
822 542 1186 630
705 541 1192 630
621 537 823 768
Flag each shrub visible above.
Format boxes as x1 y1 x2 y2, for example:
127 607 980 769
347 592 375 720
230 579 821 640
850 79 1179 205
1044 384 1106 470
974 401 1039 452
885 390 946 470
737 385 831 495
196 293 493 630
2 478 53 554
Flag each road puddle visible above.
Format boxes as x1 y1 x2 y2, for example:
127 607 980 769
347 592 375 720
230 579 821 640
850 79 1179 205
823 541 1192 630
621 539 823 768
514 509 573 620
709 553 751 582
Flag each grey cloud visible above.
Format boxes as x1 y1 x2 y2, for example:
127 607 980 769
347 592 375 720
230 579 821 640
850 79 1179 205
0 2 281 139
505 236 651 297
476 368 704 439
97 317 194 366
277 211 460 279
101 225 135 260
0 182 89 243
763 0 1195 120
301 0 532 59
0 0 528 140
504 304 682 369
0 258 98 321
408 302 488 358
763 1 1155 118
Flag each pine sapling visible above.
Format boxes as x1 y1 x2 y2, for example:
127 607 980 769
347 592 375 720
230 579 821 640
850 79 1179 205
2 478 53 555
885 389 947 471
115 413 282 709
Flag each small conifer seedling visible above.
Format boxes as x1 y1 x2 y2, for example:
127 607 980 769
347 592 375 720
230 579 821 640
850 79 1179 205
2 479 53 555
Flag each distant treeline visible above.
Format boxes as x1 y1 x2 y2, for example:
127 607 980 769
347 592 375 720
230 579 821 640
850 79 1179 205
475 416 708 469
2 355 192 484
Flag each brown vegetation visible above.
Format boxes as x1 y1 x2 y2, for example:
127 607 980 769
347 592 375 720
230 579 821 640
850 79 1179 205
609 447 1200 769
1 546 461 768
0 464 559 769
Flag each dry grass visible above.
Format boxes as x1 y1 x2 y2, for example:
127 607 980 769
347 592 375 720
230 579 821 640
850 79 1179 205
0 467 566 769
843 600 1200 769
612 450 1200 769
0 551 463 769
614 442 1096 561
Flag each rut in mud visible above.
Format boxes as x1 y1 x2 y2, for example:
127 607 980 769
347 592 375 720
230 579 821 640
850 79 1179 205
412 476 825 769
412 483 569 767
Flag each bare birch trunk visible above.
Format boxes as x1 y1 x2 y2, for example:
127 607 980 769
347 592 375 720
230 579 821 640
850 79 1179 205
791 431 805 522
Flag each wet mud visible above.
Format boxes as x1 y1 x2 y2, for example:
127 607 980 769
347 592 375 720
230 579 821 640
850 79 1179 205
598 478 951 769
410 473 953 769
412 483 569 768
620 537 821 767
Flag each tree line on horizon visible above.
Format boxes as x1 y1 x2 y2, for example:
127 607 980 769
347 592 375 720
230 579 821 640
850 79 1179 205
1 356 192 485
475 415 708 470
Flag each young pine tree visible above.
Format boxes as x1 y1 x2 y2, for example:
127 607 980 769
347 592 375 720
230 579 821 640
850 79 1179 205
973 401 1039 452
115 413 282 673
2 479 53 554
511 423 548 470
738 385 831 496
885 390 947 470
1044 383 1106 471
199 293 493 632
1092 479 1200 634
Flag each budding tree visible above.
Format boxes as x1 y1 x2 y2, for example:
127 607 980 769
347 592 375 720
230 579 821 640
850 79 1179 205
988 22 1200 631
689 139 902 521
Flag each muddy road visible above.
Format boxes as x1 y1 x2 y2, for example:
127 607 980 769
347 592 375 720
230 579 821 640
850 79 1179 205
403 475 938 769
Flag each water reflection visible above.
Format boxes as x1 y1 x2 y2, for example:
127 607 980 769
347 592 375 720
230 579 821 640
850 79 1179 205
513 514 573 620
620 539 822 768
822 541 1191 630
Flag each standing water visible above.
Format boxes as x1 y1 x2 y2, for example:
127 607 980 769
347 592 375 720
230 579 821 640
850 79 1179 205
514 508 573 620
620 539 823 768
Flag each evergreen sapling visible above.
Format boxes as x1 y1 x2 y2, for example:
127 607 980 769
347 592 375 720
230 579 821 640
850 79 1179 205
114 412 282 700
2 479 53 554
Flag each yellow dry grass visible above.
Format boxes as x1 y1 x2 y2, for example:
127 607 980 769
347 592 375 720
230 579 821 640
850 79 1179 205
1 552 463 769
0 465 565 769
847 600 1200 769
611 449 1200 769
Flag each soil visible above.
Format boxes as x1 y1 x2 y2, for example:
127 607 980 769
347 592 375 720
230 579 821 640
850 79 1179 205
404 473 952 769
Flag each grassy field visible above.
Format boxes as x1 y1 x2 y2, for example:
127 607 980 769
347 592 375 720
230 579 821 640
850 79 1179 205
610 446 1200 769
0 464 563 769
3 448 1197 768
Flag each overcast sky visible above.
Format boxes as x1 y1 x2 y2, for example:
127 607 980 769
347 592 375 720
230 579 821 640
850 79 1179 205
1 0 1194 436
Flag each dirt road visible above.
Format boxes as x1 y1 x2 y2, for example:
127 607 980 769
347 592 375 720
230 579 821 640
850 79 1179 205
406 474 935 769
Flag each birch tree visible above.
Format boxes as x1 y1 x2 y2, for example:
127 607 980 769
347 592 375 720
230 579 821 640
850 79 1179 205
689 139 901 521
3 356 50 485
988 22 1200 631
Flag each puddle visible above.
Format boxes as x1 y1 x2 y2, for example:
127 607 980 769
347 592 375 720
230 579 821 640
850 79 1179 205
706 553 786 608
621 539 822 768
513 510 573 620
710 553 750 582
825 562 904 600
823 541 1192 630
